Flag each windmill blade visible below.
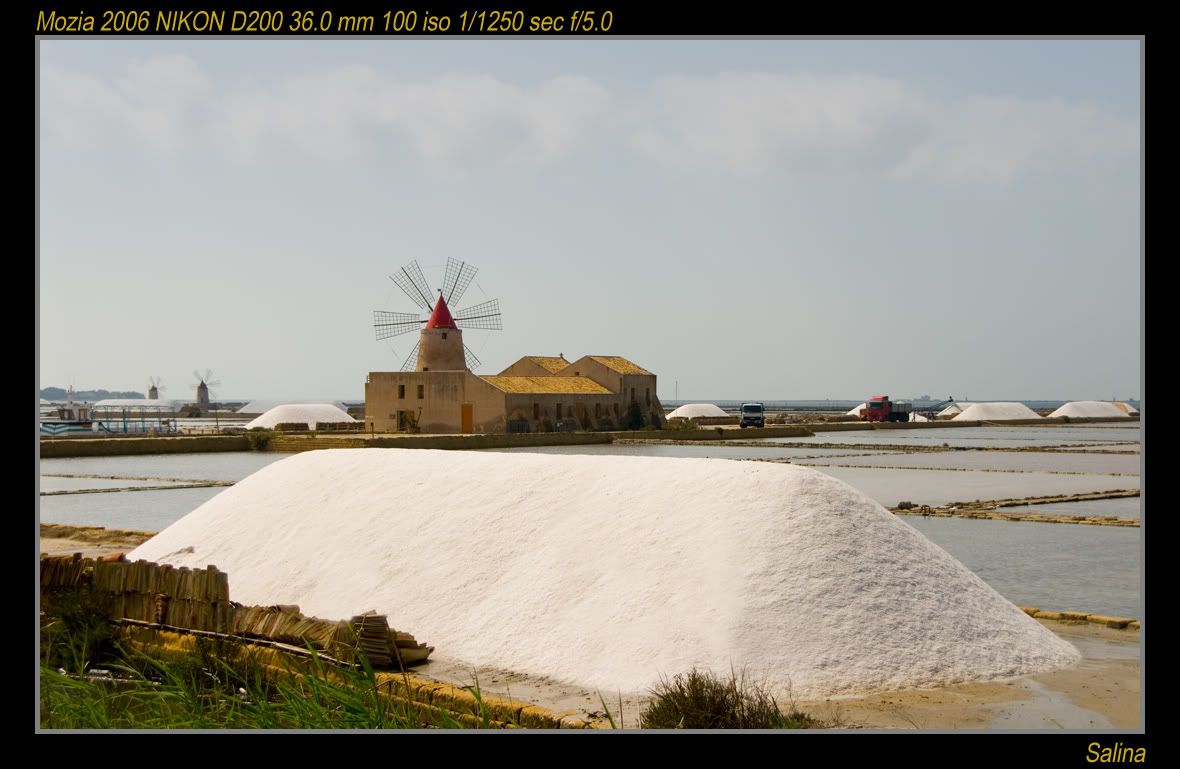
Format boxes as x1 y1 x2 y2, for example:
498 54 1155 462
373 310 424 340
453 299 502 331
400 340 421 372
205 369 213 383
463 344 481 371
192 370 203 383
442 258 478 307
207 379 222 389
390 261 434 312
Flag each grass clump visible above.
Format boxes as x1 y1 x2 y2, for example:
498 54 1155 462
639 668 820 730
40 588 117 673
245 429 274 450
662 419 700 431
39 630 484 729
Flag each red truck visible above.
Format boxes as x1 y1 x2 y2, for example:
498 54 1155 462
861 395 913 423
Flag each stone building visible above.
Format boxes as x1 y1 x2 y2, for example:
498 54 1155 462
365 296 663 434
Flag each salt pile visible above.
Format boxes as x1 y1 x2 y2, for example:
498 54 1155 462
238 399 347 415
131 450 1079 698
1115 402 1140 416
244 404 355 430
846 403 866 416
952 402 1042 422
666 403 729 419
937 403 971 417
909 412 929 422
1049 401 1129 419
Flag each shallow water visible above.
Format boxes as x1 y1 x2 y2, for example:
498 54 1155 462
39 452 286 482
800 451 1140 475
806 467 1138 508
904 517 1139 618
489 443 895 460
39 476 191 492
757 425 1141 449
1003 497 1142 520
39 486 228 532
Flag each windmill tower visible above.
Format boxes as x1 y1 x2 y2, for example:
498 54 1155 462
192 370 220 410
373 259 502 372
147 376 164 400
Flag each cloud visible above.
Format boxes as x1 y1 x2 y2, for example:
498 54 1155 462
41 54 212 152
631 72 1139 184
39 58 1137 183
40 56 608 167
631 73 932 173
891 95 1140 185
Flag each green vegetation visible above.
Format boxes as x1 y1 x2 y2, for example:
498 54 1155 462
639 668 820 730
662 419 700 431
245 429 274 450
40 593 821 730
40 637 493 729
39 588 493 729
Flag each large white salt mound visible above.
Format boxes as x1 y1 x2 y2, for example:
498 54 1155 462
130 450 1078 698
238 399 346 415
1049 401 1129 419
937 403 972 417
952 402 1042 422
666 403 729 419
846 403 866 416
1115 402 1140 416
909 412 929 422
244 404 355 430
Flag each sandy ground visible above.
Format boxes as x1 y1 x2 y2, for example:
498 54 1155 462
40 529 1139 730
40 525 155 559
793 621 1139 729
417 620 1140 729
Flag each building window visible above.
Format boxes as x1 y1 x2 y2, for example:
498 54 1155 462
613 403 619 416
417 385 425 399
533 403 540 419
630 387 636 402
595 403 601 418
646 388 650 406
556 403 563 419
398 385 405 399
574 371 579 376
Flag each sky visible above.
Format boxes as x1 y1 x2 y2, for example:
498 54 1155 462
37 39 1142 402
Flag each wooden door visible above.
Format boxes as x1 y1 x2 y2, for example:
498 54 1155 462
461 403 473 433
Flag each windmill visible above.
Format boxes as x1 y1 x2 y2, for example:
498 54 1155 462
373 258 502 372
192 369 221 410
147 376 166 400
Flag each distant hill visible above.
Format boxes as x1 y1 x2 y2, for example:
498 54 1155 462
40 387 144 401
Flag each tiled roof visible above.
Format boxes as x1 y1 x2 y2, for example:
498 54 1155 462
524 356 570 373
481 376 612 394
588 356 653 375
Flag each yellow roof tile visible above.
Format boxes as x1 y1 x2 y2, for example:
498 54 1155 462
481 376 612 394
588 356 653 375
525 356 570 373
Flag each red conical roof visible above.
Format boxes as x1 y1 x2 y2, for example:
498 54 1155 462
426 294 457 329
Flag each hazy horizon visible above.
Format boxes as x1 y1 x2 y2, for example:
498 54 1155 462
38 39 1142 402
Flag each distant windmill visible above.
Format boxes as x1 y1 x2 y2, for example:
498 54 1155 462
192 369 221 410
373 258 502 372
147 376 166 400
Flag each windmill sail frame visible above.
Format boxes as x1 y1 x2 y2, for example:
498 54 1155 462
375 260 502 372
